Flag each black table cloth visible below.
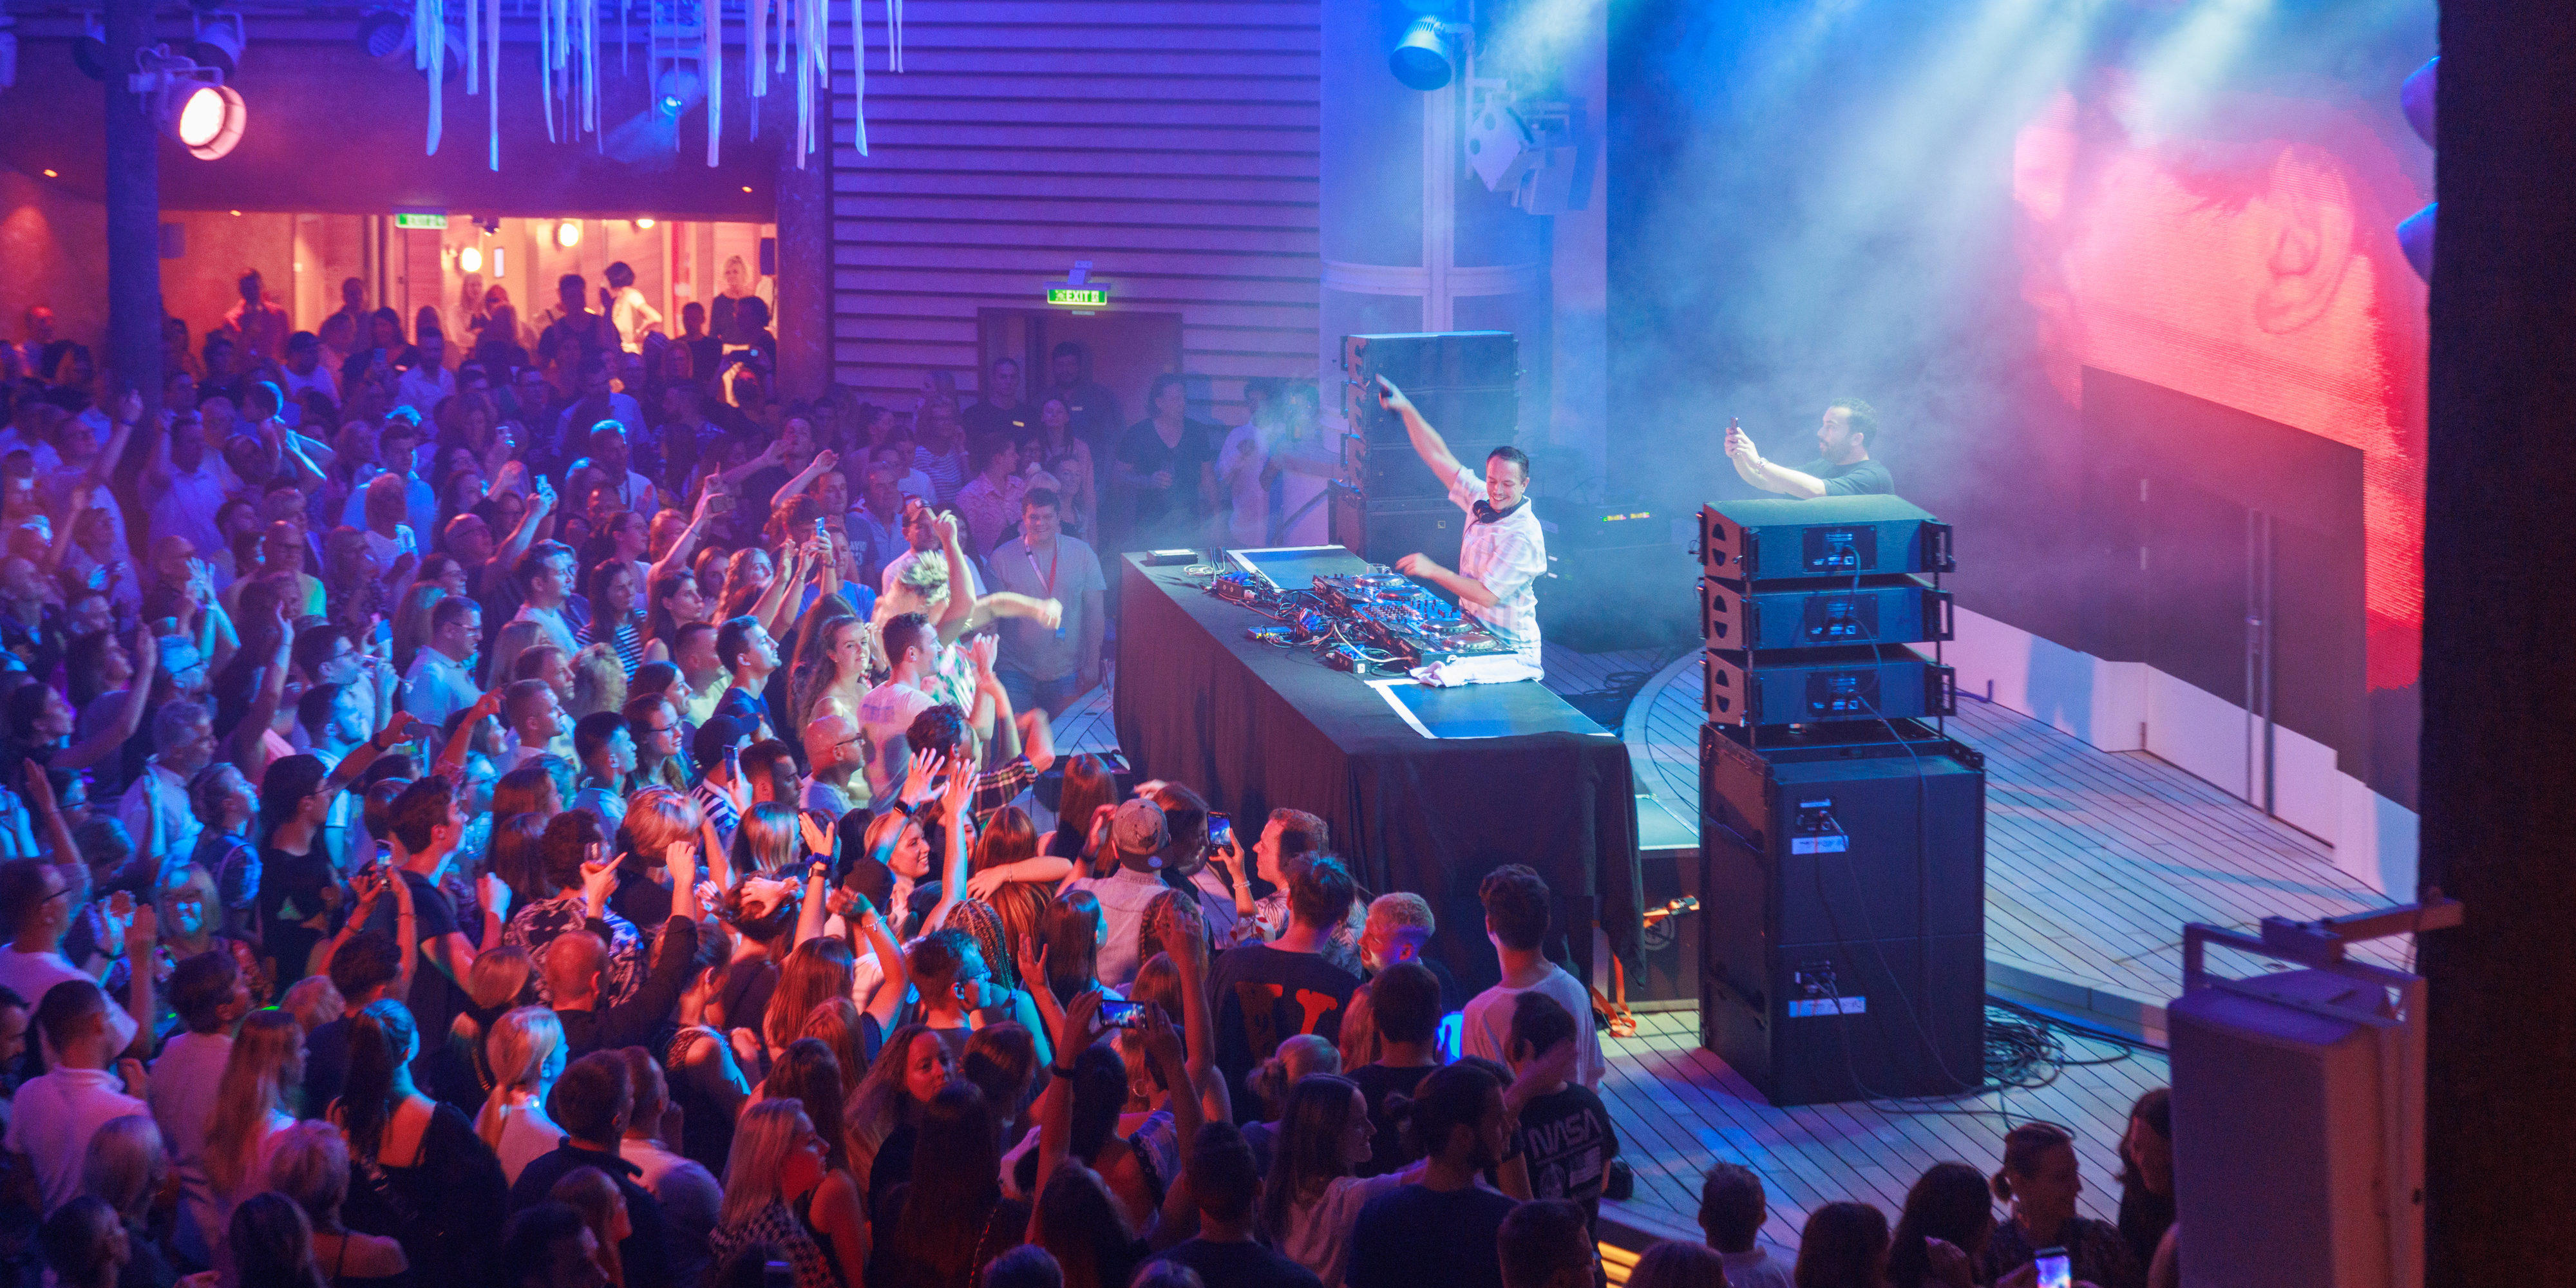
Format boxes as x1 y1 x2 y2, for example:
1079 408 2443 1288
1113 556 1645 996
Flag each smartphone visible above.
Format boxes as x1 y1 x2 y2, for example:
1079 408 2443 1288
374 618 394 653
1208 811 1233 852
814 517 830 541
1098 998 1145 1029
708 493 736 513
2034 1248 2070 1288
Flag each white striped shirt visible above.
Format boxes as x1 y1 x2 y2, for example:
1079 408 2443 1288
1446 464 1547 665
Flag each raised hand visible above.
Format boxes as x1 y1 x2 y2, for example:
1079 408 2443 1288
1014 931 1048 994
965 866 1010 902
1374 375 1416 415
967 633 999 676
580 851 620 912
478 871 514 922
900 750 947 808
941 753 975 819
798 813 837 859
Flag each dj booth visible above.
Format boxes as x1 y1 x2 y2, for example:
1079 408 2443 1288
1113 551 1645 995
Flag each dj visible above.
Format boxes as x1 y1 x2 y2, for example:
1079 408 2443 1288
1374 376 1547 681
1723 399 1893 497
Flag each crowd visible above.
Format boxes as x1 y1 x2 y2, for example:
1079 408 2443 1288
0 285 2175 1288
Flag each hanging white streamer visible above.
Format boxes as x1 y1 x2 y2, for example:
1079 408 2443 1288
466 0 478 93
582 0 598 141
539 0 556 140
488 0 500 167
848 0 866 156
748 0 766 134
890 0 900 73
417 0 445 154
704 0 723 166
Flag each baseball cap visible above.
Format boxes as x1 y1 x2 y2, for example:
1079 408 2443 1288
692 715 755 770
1112 799 1169 864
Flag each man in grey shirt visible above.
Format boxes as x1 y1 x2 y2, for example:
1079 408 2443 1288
985 488 1105 716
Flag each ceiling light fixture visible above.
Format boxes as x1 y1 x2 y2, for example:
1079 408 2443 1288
556 220 581 248
133 46 247 160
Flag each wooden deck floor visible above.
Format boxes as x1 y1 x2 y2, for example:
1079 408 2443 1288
1623 652 2405 1006
1038 638 2394 1253
1598 1010 2164 1244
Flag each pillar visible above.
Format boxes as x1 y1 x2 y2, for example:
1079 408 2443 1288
768 86 831 401
103 0 163 472
2416 2 2576 1283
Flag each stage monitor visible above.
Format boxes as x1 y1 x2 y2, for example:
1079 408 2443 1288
1229 545 1377 591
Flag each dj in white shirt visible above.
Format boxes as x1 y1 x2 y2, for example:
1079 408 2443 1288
1372 376 1547 679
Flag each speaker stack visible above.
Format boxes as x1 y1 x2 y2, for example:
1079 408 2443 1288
1694 495 1991 1105
1334 332 1519 567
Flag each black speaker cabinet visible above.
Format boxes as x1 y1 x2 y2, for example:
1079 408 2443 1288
1334 497 1466 571
1342 332 1520 502
1699 729 1987 1104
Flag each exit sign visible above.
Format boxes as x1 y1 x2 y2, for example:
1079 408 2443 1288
393 212 449 229
1047 286 1108 308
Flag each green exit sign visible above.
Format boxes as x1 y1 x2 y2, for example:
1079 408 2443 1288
1047 286 1108 307
393 212 449 229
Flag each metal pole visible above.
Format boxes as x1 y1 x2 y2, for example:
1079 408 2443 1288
102 0 164 515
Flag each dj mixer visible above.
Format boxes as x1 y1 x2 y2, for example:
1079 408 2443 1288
1206 567 1515 674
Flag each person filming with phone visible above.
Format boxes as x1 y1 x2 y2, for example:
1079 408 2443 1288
1372 376 1547 683
1722 399 1893 498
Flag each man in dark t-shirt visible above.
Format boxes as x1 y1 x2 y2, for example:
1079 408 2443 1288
1150 1122 1324 1288
1206 857 1362 1113
1722 397 1894 497
960 357 1036 441
1348 1064 1520 1288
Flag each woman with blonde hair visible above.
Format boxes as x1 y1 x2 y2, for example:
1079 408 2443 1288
549 1166 634 1288
739 801 804 877
713 1100 842 1288
484 618 548 692
206 1010 304 1225
267 1120 410 1286
390 582 448 676
444 942 536 1095
477 1005 568 1184
570 642 629 719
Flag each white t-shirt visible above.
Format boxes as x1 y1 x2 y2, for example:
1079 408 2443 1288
364 525 419 598
855 679 936 800
151 1029 234 1259
1280 1170 1412 1288
6 1066 148 1213
1719 1247 1797 1288
1218 422 1271 548
1458 965 1605 1090
0 945 139 1051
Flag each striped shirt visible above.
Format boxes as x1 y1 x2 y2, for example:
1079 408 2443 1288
1446 464 1547 665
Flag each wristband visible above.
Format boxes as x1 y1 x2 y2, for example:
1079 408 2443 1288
1049 1064 1077 1080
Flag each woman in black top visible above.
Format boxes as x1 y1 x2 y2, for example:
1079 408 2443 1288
866 1084 1028 1288
1113 375 1220 552
1885 1162 1993 1288
332 1001 509 1288
2116 1088 2175 1272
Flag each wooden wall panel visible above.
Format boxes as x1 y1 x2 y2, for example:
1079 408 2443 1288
827 0 1321 421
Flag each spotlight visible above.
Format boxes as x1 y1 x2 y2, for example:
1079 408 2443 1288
635 218 655 229
556 220 581 249
459 246 482 273
655 67 703 118
355 8 409 59
189 11 243 79
132 48 245 160
1389 16 1462 91
72 14 109 81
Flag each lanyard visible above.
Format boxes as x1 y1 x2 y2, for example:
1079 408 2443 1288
1027 542 1066 637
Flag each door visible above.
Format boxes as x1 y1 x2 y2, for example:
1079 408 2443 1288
978 307 1186 553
